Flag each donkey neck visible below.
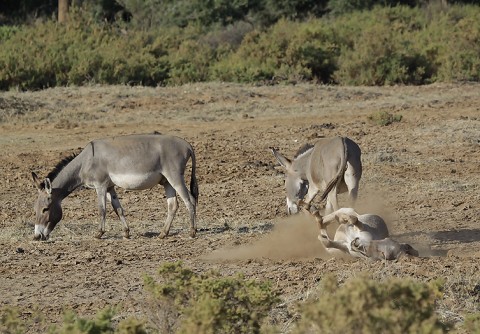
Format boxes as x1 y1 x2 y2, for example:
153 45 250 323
292 148 313 179
50 154 85 199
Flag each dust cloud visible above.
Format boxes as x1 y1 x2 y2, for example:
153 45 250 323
203 213 332 262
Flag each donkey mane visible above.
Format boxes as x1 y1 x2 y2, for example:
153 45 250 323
45 153 78 182
294 143 314 159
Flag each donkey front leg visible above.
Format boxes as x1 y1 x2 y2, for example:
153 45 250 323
298 185 319 211
95 187 108 239
159 183 179 239
107 187 130 239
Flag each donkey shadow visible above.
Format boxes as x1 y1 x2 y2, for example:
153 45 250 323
394 228 480 257
141 223 275 239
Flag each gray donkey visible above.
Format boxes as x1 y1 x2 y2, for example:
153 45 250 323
31 133 198 240
271 137 362 215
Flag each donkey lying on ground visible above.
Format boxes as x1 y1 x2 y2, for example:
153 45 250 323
308 208 418 260
31 133 198 241
271 137 362 215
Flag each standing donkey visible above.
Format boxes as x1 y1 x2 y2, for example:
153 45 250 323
31 133 198 240
271 137 362 215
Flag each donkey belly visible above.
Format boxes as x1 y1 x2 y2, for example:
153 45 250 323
110 172 163 190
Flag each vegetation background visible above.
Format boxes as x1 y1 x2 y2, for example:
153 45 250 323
0 0 479 90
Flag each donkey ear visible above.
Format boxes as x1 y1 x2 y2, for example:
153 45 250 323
270 147 291 169
44 178 52 194
32 172 43 190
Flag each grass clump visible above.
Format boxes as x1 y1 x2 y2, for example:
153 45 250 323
368 110 403 126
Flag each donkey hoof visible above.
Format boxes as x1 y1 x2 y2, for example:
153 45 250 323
158 231 168 239
189 229 197 239
95 231 105 239
123 229 130 239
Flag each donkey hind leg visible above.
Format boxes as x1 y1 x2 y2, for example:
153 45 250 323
317 231 351 256
95 187 108 239
166 174 197 238
325 186 339 214
159 182 179 239
107 187 130 239
344 161 360 208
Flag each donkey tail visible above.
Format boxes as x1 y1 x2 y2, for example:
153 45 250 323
318 137 348 203
189 148 199 205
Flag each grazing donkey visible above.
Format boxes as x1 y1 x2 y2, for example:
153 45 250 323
31 133 198 241
271 137 362 215
309 208 418 260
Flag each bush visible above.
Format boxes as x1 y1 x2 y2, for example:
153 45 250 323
143 262 279 334
368 110 403 126
424 6 480 82
211 19 338 84
49 308 116 334
48 308 147 334
0 306 26 334
0 8 170 90
293 274 447 334
0 4 480 89
332 6 435 85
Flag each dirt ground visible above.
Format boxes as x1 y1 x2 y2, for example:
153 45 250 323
1 82 479 332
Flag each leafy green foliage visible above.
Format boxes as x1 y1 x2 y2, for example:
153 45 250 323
0 7 169 90
211 19 338 83
0 4 480 89
332 6 435 85
143 262 280 334
294 274 447 334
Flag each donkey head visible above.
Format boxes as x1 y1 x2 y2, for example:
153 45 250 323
32 172 63 240
271 148 309 215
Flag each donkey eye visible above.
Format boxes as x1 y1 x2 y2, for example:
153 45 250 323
42 207 49 213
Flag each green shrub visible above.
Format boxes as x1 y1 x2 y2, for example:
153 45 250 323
333 6 434 85
368 110 403 126
1 4 480 89
48 308 115 334
167 39 217 85
425 6 480 82
212 19 338 83
0 26 19 41
143 262 279 334
294 274 447 334
48 308 147 334
0 8 170 90
0 306 26 334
